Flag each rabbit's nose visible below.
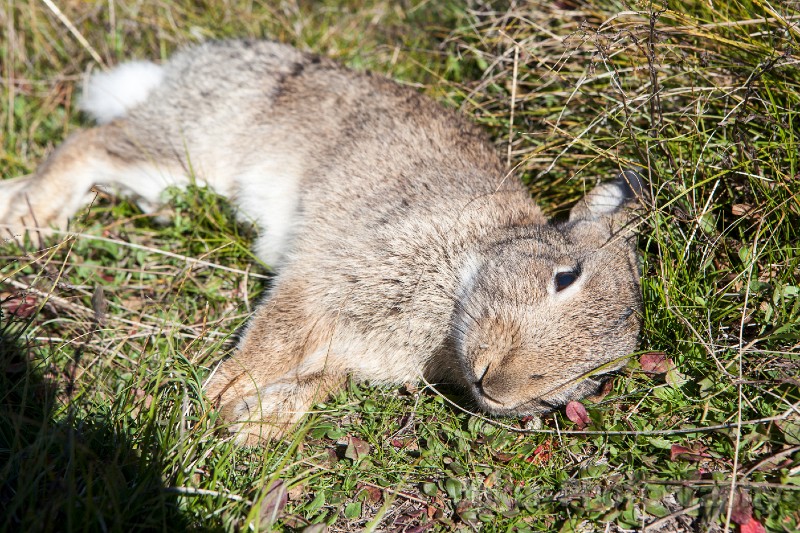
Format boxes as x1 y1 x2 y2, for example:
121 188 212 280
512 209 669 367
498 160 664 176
474 365 505 407
476 365 523 410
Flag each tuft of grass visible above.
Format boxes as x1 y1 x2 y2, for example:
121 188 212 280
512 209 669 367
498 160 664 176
2 0 799 531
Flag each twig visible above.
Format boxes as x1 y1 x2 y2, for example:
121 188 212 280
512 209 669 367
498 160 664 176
418 375 795 436
506 44 519 169
646 479 800 491
1 225 270 279
40 0 105 67
162 486 251 504
642 503 701 532
3 277 228 339
725 216 764 533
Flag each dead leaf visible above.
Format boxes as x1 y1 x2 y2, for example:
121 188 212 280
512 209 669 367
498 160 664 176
640 352 672 374
776 417 800 445
258 480 288 529
587 378 615 403
565 401 590 429
406 519 434 533
455 499 476 522
665 366 689 388
493 451 515 463
731 204 756 217
344 436 370 461
739 516 766 533
287 483 305 501
483 470 499 488
119 296 146 311
92 285 107 325
357 483 383 503
301 524 326 533
133 388 154 411
400 382 421 395
390 437 419 451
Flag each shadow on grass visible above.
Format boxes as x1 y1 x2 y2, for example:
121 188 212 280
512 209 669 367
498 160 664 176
0 314 189 532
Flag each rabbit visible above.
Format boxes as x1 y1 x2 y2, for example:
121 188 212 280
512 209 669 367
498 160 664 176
0 39 645 444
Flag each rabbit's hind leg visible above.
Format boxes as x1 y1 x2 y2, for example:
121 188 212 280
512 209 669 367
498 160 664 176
0 124 189 241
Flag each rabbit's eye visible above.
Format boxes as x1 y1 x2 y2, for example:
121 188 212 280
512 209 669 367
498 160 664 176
554 271 578 292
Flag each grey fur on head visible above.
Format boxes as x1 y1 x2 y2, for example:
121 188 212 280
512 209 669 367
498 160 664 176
0 40 647 444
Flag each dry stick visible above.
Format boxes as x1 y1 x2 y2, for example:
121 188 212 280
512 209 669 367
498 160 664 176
759 0 800 40
506 44 519 169
5 0 15 141
741 445 800 478
40 0 105 67
647 479 800 491
418 375 797 437
642 503 702 532
668 14 800 31
1 225 270 279
161 486 251 504
4 277 226 340
725 216 765 533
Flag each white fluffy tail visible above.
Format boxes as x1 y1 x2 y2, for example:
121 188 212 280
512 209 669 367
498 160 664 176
79 61 164 124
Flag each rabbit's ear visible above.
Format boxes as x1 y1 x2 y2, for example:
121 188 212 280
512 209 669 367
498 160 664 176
568 169 647 225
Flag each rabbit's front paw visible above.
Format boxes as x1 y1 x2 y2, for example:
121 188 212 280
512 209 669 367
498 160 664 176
216 381 308 445
206 366 345 445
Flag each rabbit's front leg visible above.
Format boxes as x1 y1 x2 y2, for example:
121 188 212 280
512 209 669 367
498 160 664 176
210 371 346 445
205 283 348 445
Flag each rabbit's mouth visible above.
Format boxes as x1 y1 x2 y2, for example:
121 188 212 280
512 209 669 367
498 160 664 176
472 374 612 416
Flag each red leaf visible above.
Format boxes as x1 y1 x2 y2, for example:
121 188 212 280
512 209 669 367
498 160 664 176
389 437 419 451
730 489 753 525
670 443 710 462
565 401 590 429
525 442 553 465
258 480 288 528
739 516 766 533
5 294 37 317
670 444 691 461
640 352 672 374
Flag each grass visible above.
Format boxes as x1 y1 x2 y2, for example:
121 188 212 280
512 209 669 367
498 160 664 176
1 0 799 531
